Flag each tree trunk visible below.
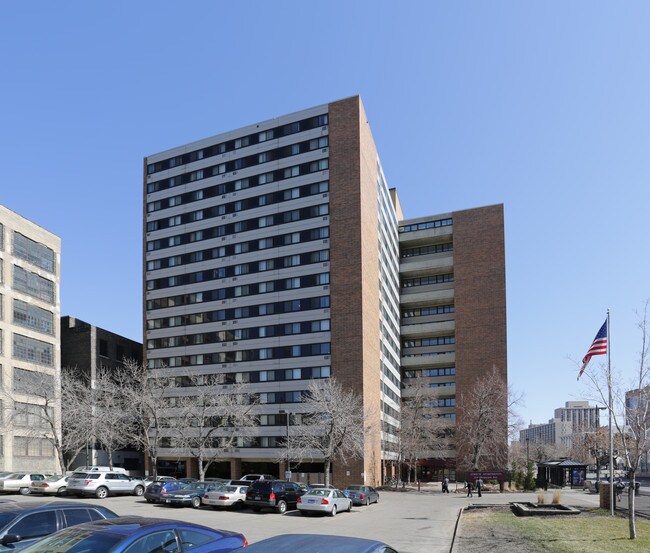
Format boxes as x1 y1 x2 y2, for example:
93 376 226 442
629 471 637 539
324 458 331 486
198 452 205 481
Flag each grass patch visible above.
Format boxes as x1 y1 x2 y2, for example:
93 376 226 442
462 509 650 552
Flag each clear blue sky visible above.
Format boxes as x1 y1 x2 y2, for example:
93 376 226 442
2 1 649 426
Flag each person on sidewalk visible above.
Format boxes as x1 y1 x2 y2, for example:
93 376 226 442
476 478 484 497
466 481 474 498
442 477 450 493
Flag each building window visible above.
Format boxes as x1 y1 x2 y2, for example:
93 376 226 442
13 335 54 366
12 266 55 304
12 300 54 335
13 367 54 395
12 437 54 458
13 232 55 273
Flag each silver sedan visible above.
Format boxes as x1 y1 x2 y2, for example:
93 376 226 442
297 489 352 516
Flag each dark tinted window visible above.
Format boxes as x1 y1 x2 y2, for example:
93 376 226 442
178 528 215 550
124 530 179 553
251 481 272 492
24 528 122 552
8 510 57 539
88 509 107 521
272 483 284 493
0 512 19 528
63 508 93 526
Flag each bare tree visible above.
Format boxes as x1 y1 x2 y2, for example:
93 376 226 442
285 378 365 486
90 365 137 469
397 381 452 485
173 374 258 481
582 300 650 539
456 365 508 473
9 366 92 472
119 361 176 478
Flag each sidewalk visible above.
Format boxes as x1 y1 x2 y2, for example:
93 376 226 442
617 488 650 518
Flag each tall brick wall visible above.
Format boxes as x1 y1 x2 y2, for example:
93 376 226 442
328 96 382 487
453 204 508 472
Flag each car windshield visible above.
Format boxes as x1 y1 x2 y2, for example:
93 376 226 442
70 473 89 479
0 512 19 528
251 481 272 492
19 528 123 553
346 486 362 491
44 475 64 482
306 489 330 497
185 483 205 491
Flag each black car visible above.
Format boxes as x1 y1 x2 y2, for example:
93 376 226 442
143 478 196 503
245 480 304 514
0 501 117 551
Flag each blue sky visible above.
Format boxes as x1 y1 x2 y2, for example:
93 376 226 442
1 1 649 426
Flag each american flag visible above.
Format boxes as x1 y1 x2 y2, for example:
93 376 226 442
577 320 608 380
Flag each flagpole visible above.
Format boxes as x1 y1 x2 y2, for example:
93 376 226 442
608 308 614 516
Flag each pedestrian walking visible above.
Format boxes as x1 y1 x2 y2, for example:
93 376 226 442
442 477 449 493
476 478 484 498
466 481 474 498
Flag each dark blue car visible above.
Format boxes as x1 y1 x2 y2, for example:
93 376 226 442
18 517 247 553
0 501 117 551
233 534 396 553
144 479 197 503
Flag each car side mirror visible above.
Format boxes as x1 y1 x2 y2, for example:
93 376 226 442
2 534 21 545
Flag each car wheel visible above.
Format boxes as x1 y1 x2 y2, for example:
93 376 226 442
146 498 155 503
192 497 201 509
365 497 369 506
133 485 144 496
57 487 67 496
330 504 337 517
95 487 109 499
19 487 30 496
347 501 352 512
276 500 287 514
375 495 379 504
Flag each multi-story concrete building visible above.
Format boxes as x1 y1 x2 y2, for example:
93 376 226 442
399 205 508 479
0 205 61 472
520 401 601 452
143 96 507 485
60 316 143 470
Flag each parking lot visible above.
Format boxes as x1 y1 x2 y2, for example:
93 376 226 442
2 489 452 553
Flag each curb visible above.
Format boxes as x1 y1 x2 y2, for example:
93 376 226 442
449 506 464 553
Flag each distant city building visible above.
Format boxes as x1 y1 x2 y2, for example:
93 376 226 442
143 96 508 484
0 204 61 473
61 316 143 470
520 401 601 451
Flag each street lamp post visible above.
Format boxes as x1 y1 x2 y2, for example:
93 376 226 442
526 437 529 466
279 409 291 480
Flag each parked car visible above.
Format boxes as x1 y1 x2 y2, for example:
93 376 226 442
72 466 127 474
160 481 220 508
17 517 247 553
240 474 275 482
29 475 69 496
144 479 195 504
343 485 379 506
143 475 176 484
245 480 304 514
0 474 46 495
303 483 337 493
0 500 117 551
297 488 352 516
231 534 396 553
202 484 249 509
66 471 145 499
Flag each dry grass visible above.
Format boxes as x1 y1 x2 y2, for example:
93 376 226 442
537 492 545 504
458 508 650 553
552 490 562 504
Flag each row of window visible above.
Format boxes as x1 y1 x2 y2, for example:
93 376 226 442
13 299 54 336
166 366 331 387
160 435 287 449
147 342 331 368
399 218 453 233
403 367 456 378
13 334 54 367
13 265 55 305
402 304 455 318
13 436 54 458
401 273 454 288
13 232 55 274
13 402 52 429
146 202 329 252
382 382 399 403
148 149 329 194
148 319 330 349
429 382 455 388
13 367 55 395
147 180 329 231
424 398 456 407
147 295 330 330
403 336 456 348
147 249 329 291
402 350 455 358
401 242 453 258
147 226 329 273
147 113 328 175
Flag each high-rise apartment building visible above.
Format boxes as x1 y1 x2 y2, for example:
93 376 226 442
0 205 61 472
143 96 507 485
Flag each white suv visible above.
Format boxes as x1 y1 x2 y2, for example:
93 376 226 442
67 471 145 499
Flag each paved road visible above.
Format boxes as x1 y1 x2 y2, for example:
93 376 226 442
0 486 611 553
